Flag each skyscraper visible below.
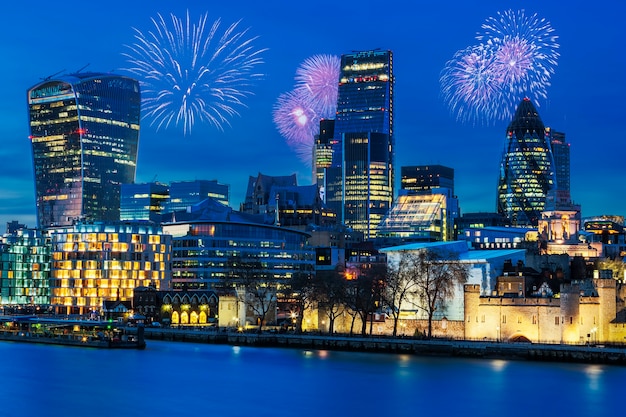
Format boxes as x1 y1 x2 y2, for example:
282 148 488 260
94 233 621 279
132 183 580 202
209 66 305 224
313 118 335 202
497 98 555 226
27 72 140 228
326 50 394 239
546 128 574 210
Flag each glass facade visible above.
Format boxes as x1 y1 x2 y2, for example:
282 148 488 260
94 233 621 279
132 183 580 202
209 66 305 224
0 229 51 305
401 165 455 194
165 180 230 212
48 222 171 315
313 119 335 202
164 221 315 291
27 73 140 228
546 128 572 210
497 98 555 227
328 50 394 239
120 182 169 222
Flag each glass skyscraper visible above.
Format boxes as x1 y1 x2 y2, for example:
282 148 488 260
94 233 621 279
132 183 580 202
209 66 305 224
497 98 555 226
27 72 140 228
327 50 394 239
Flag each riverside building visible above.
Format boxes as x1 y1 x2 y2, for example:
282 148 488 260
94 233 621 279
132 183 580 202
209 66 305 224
27 72 140 228
48 222 171 315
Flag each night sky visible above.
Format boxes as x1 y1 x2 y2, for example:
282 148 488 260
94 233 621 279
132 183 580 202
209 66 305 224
1 0 624 228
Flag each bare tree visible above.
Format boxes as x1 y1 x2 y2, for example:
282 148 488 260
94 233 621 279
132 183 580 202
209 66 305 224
383 252 420 337
413 250 469 338
228 256 276 333
288 270 316 333
344 263 386 337
314 267 347 334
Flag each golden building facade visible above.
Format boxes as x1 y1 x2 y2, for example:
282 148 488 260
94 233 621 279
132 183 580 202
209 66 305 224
49 223 171 315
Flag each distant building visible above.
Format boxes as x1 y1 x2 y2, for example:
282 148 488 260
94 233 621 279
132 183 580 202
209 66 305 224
313 119 335 202
400 165 454 195
47 222 171 315
326 50 395 239
377 189 459 245
120 182 169 223
165 180 230 212
497 98 555 226
27 72 140 228
241 173 335 229
456 212 510 236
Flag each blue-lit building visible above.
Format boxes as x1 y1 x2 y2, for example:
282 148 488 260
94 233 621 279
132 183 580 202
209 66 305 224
497 98 555 226
0 228 51 306
27 72 140 228
326 50 395 239
162 198 315 291
165 180 230 212
120 182 169 223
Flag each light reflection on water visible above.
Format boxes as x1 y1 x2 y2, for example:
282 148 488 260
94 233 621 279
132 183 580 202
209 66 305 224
0 340 624 417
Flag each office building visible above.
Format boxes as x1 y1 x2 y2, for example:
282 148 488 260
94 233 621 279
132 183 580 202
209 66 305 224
48 222 171 315
0 229 51 306
27 72 140 228
120 182 169 223
497 98 555 226
161 198 315 291
327 50 394 239
165 180 230 212
313 119 335 202
401 165 454 195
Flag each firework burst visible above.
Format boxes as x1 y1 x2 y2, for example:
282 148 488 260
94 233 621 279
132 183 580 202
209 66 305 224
122 10 266 135
272 90 319 157
294 54 340 118
274 54 340 165
441 9 559 124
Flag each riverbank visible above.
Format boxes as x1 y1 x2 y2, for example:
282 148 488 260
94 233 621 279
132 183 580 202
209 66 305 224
140 327 626 366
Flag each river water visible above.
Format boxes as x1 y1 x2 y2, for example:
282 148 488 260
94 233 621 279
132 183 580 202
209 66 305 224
0 339 622 417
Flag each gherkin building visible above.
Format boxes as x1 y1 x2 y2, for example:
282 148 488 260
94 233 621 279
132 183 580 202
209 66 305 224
497 98 555 226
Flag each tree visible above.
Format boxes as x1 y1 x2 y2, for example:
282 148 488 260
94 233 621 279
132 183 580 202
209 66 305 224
344 263 386 337
383 252 420 337
228 256 276 333
314 267 347 334
288 269 317 333
413 250 469 338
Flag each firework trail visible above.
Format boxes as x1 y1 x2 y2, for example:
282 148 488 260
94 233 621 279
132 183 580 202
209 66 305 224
122 10 266 135
274 54 340 164
294 54 340 118
441 9 559 124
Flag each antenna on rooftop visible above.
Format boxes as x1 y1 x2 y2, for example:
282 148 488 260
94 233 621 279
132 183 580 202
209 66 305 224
41 69 66 81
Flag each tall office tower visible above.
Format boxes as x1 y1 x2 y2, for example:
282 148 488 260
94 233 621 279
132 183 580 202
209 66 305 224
27 73 140 228
497 98 555 226
327 50 394 239
120 182 169 222
546 128 573 210
313 119 335 202
401 165 454 195
164 180 230 213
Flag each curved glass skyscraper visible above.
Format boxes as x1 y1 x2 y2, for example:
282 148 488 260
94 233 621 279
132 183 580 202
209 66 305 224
497 98 555 226
27 73 140 228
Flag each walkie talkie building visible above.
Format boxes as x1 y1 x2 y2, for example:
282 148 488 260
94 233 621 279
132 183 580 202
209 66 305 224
27 73 140 228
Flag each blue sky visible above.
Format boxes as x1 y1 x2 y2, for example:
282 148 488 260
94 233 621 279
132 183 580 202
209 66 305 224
1 0 625 228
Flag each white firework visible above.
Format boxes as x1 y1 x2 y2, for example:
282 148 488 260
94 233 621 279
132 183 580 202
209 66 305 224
123 10 267 135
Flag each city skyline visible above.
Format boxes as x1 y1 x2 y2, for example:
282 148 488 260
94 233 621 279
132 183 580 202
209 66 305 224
1 0 625 228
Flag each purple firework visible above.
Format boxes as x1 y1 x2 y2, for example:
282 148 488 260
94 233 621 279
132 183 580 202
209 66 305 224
440 44 509 124
441 9 559 124
294 54 340 118
272 90 319 162
478 9 559 101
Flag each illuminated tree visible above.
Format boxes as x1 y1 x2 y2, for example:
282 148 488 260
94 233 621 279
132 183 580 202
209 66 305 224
314 267 348 334
383 252 421 337
413 250 469 338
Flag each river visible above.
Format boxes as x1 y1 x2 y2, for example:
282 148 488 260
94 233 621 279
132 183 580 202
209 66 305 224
0 339 622 416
